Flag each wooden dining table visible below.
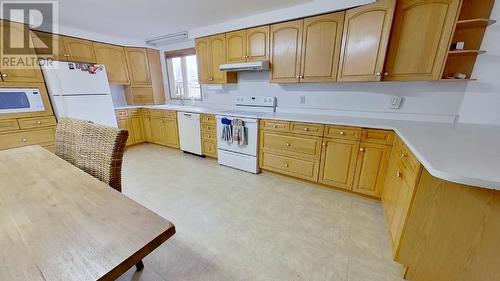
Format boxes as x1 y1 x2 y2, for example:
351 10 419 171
0 145 176 281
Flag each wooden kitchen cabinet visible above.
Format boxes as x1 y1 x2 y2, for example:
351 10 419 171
150 114 179 149
93 42 130 85
318 138 359 190
125 48 151 85
195 35 237 84
226 26 270 63
337 0 396 82
31 31 66 61
201 114 217 158
141 110 153 142
300 12 345 83
352 142 391 198
62 36 97 63
270 20 303 83
163 118 179 148
129 114 144 143
383 0 461 81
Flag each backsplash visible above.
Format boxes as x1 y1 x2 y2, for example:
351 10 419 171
194 72 467 123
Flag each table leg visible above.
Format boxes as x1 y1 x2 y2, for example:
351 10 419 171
135 260 144 272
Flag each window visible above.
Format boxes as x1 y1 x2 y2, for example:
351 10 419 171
165 48 201 101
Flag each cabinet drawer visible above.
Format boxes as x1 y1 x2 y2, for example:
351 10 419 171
149 109 163 117
290 122 324 136
139 108 150 116
0 128 56 150
201 114 216 124
261 131 322 159
324 125 361 140
18 116 57 130
201 123 216 133
202 130 217 141
162 110 177 119
361 129 395 145
127 109 141 117
261 119 290 132
202 140 217 158
115 109 128 119
261 152 319 182
0 119 19 132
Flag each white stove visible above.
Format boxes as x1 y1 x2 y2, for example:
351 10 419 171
216 96 276 173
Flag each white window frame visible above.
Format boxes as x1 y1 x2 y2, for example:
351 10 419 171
165 50 202 101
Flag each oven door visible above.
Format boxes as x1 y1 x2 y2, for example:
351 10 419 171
216 116 258 157
0 89 45 114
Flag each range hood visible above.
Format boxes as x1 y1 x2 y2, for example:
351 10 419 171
219 61 270 72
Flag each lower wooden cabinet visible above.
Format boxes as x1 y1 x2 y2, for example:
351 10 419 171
150 116 179 148
352 142 391 197
261 151 320 182
318 138 359 190
0 115 57 151
201 114 217 158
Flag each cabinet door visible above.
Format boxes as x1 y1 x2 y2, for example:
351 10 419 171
195 38 212 84
125 86 154 105
151 117 167 146
389 173 413 252
142 115 153 142
129 115 144 143
164 119 180 148
31 31 66 61
383 0 461 81
382 139 403 236
62 37 96 63
300 12 344 83
353 142 391 198
318 138 359 190
337 0 396 82
270 20 303 83
246 26 270 62
0 21 43 83
93 42 130 85
146 49 166 104
209 34 228 83
117 118 133 146
226 30 247 63
125 48 152 85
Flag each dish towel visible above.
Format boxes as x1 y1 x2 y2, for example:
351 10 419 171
221 118 232 142
232 119 247 146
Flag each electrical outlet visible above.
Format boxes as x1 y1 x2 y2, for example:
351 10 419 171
300 95 306 104
390 96 403 109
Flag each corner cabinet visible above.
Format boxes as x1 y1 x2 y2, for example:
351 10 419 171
383 0 461 81
195 35 237 84
270 12 345 83
337 0 396 82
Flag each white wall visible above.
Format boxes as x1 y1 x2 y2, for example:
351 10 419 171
457 1 500 125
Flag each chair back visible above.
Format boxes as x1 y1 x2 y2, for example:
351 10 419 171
55 118 128 192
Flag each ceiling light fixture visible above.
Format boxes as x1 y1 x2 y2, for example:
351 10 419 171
145 31 189 46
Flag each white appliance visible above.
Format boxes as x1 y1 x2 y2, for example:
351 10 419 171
0 88 45 114
177 112 202 155
219 61 270 72
216 96 276 174
41 61 118 127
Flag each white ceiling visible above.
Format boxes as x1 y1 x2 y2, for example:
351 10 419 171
57 0 310 41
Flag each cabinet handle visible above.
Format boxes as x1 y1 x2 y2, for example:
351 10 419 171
21 138 27 142
322 142 327 146
396 171 402 178
1 73 7 78
384 72 389 76
339 131 345 135
296 75 300 79
285 143 290 147
304 127 309 131
284 163 289 168
272 124 278 128
401 153 407 158
376 72 381 76
36 121 42 125
359 148 365 152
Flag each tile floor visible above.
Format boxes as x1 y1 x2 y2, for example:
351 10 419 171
117 144 404 281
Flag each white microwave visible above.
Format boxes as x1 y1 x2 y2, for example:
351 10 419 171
0 88 45 114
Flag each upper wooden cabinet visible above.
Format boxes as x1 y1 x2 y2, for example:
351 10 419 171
62 37 96 63
93 42 130 85
270 20 303 83
301 12 345 83
226 26 270 63
337 0 396 82
270 12 345 83
195 34 237 84
383 0 461 81
125 48 151 85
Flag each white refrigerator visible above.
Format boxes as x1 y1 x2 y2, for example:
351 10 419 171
42 61 118 128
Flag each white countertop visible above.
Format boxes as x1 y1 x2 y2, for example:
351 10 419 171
115 105 500 190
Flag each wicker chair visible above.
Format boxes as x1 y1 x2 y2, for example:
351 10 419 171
55 117 128 192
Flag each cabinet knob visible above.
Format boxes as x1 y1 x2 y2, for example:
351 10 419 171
296 75 300 79
359 148 365 152
396 171 402 178
1 73 7 78
339 131 345 135
322 142 327 146
401 153 407 158
384 72 389 76
284 163 289 168
272 124 278 128
285 143 290 147
36 121 42 125
304 127 309 131
21 138 27 142
376 72 381 76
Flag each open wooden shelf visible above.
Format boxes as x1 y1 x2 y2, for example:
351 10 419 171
448 50 486 56
456 18 496 29
440 78 477 81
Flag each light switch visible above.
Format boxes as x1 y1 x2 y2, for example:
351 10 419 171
390 96 403 109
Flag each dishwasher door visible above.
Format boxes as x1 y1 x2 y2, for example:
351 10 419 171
177 112 202 155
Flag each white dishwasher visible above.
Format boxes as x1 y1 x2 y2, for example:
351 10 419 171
177 112 202 155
